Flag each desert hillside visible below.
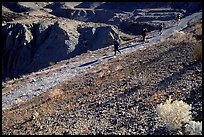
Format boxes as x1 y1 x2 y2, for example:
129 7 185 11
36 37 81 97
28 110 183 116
2 2 202 135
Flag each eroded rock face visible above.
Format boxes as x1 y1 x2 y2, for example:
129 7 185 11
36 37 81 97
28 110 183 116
91 26 116 50
28 22 74 71
2 21 117 81
2 23 34 79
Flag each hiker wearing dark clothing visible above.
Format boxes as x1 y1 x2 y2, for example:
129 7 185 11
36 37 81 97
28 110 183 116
176 13 181 24
142 28 147 42
159 23 163 35
113 39 121 55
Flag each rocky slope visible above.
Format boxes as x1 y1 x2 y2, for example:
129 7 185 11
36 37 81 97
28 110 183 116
2 8 202 135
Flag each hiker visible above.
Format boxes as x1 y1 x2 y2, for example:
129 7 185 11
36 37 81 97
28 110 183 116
159 23 163 35
82 39 88 52
113 38 121 56
142 28 147 42
175 13 181 25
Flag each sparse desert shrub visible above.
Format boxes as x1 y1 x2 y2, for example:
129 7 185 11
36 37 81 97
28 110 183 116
193 44 202 62
184 121 202 135
156 97 192 131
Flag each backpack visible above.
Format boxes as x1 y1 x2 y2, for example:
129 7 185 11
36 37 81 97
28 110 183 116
142 29 147 36
176 14 180 19
114 40 120 46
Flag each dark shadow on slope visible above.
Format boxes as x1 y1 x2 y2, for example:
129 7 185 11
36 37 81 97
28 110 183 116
102 55 114 60
122 85 141 97
119 40 143 51
79 60 99 67
93 85 141 109
152 127 175 135
142 44 187 67
184 85 202 121
155 61 199 90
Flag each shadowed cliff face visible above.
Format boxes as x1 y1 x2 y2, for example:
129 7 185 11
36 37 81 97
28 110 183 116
2 20 117 81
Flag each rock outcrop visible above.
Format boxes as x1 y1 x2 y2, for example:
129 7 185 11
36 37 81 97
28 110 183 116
2 20 119 81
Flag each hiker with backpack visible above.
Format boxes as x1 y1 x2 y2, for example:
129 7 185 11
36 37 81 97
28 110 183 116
159 23 164 35
175 13 181 25
113 37 121 56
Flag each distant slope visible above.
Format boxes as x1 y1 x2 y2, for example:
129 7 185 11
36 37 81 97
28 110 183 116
2 2 34 13
74 2 105 9
94 2 202 13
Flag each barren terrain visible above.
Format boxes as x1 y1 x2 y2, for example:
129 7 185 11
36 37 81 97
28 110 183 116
2 2 202 135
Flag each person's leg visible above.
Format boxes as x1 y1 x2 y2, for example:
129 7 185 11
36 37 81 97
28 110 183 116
176 18 179 25
118 48 121 54
116 45 121 54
